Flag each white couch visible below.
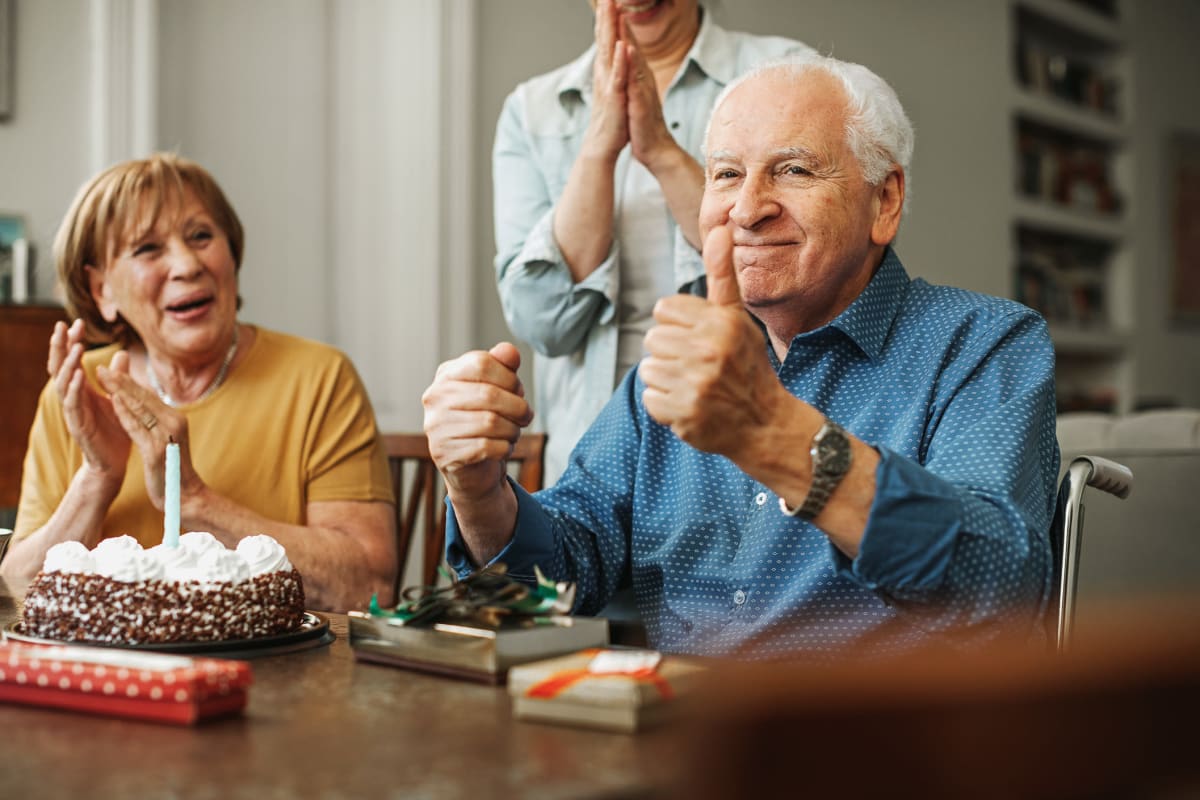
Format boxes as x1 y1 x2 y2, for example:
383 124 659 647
1056 409 1200 634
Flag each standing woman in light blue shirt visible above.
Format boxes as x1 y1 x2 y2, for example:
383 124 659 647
493 0 811 482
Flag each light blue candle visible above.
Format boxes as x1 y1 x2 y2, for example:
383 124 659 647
164 442 180 547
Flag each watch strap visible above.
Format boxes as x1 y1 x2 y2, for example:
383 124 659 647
779 418 851 521
778 485 832 520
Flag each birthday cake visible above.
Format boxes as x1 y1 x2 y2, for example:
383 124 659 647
21 532 306 645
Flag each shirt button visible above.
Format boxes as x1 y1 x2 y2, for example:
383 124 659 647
754 492 767 506
670 120 680 129
733 589 747 606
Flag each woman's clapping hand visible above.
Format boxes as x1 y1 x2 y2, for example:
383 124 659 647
95 355 197 512
48 319 130 487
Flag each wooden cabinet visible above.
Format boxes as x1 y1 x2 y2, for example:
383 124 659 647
1 304 67 510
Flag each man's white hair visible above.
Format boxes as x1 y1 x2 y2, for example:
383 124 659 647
705 53 915 214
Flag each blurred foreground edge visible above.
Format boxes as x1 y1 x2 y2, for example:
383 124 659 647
669 600 1200 800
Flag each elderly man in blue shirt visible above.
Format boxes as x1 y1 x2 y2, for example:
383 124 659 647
423 52 1059 659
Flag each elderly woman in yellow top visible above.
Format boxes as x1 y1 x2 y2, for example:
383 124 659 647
0 153 397 612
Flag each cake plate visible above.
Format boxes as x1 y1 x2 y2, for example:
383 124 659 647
4 612 335 659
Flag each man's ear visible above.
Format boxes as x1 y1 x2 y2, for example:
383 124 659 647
86 264 119 322
870 167 905 247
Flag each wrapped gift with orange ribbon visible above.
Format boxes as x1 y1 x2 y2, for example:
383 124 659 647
508 647 707 733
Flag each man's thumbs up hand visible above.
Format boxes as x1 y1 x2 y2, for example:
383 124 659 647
640 224 783 460
703 225 742 308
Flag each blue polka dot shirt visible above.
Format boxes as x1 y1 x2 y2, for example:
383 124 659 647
447 248 1061 659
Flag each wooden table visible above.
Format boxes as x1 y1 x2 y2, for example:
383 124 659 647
0 578 680 799
10 573 1198 800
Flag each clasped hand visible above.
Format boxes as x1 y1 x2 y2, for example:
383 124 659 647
49 319 200 510
585 0 677 169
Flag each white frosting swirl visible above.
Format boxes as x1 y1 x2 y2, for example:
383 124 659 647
93 535 141 556
95 546 165 582
149 543 197 582
42 541 96 574
236 535 292 576
155 546 207 583
196 547 251 583
91 535 162 582
178 531 222 554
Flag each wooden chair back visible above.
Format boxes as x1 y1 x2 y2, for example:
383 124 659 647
381 432 546 598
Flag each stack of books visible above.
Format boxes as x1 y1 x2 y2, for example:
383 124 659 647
508 648 708 733
348 611 608 684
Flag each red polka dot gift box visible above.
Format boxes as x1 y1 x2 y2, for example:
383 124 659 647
0 642 253 725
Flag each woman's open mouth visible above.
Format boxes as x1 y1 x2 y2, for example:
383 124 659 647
165 294 215 319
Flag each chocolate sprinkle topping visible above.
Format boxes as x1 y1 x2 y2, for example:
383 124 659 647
22 569 307 644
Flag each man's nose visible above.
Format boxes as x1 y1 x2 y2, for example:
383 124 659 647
728 172 780 229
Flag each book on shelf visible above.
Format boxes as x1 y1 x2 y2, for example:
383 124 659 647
508 648 709 733
1016 128 1121 215
1015 26 1121 116
1016 230 1110 326
348 611 609 684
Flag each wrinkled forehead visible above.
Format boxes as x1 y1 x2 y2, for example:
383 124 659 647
706 68 848 159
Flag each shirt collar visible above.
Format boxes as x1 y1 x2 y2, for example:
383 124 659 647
556 43 596 104
683 8 738 86
824 246 910 362
555 6 730 106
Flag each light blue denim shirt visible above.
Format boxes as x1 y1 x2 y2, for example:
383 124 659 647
492 11 812 482
451 249 1061 659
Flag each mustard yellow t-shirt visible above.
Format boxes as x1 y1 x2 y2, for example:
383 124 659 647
15 326 393 547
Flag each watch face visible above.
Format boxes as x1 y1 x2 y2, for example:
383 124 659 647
814 426 852 475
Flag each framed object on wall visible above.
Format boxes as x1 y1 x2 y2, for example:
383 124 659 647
0 0 11 120
0 213 27 301
1171 132 1200 326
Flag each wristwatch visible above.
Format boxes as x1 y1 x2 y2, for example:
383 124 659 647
779 417 853 521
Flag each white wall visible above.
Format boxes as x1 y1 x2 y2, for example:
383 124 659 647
0 0 91 298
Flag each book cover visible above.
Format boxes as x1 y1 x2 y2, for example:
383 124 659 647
508 648 707 733
0 642 252 725
348 611 608 684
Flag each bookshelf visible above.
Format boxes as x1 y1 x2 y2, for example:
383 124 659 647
1009 0 1134 413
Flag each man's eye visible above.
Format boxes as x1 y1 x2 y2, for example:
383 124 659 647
784 165 810 176
713 169 739 180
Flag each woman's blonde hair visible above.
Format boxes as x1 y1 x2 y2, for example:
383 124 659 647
54 152 245 346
